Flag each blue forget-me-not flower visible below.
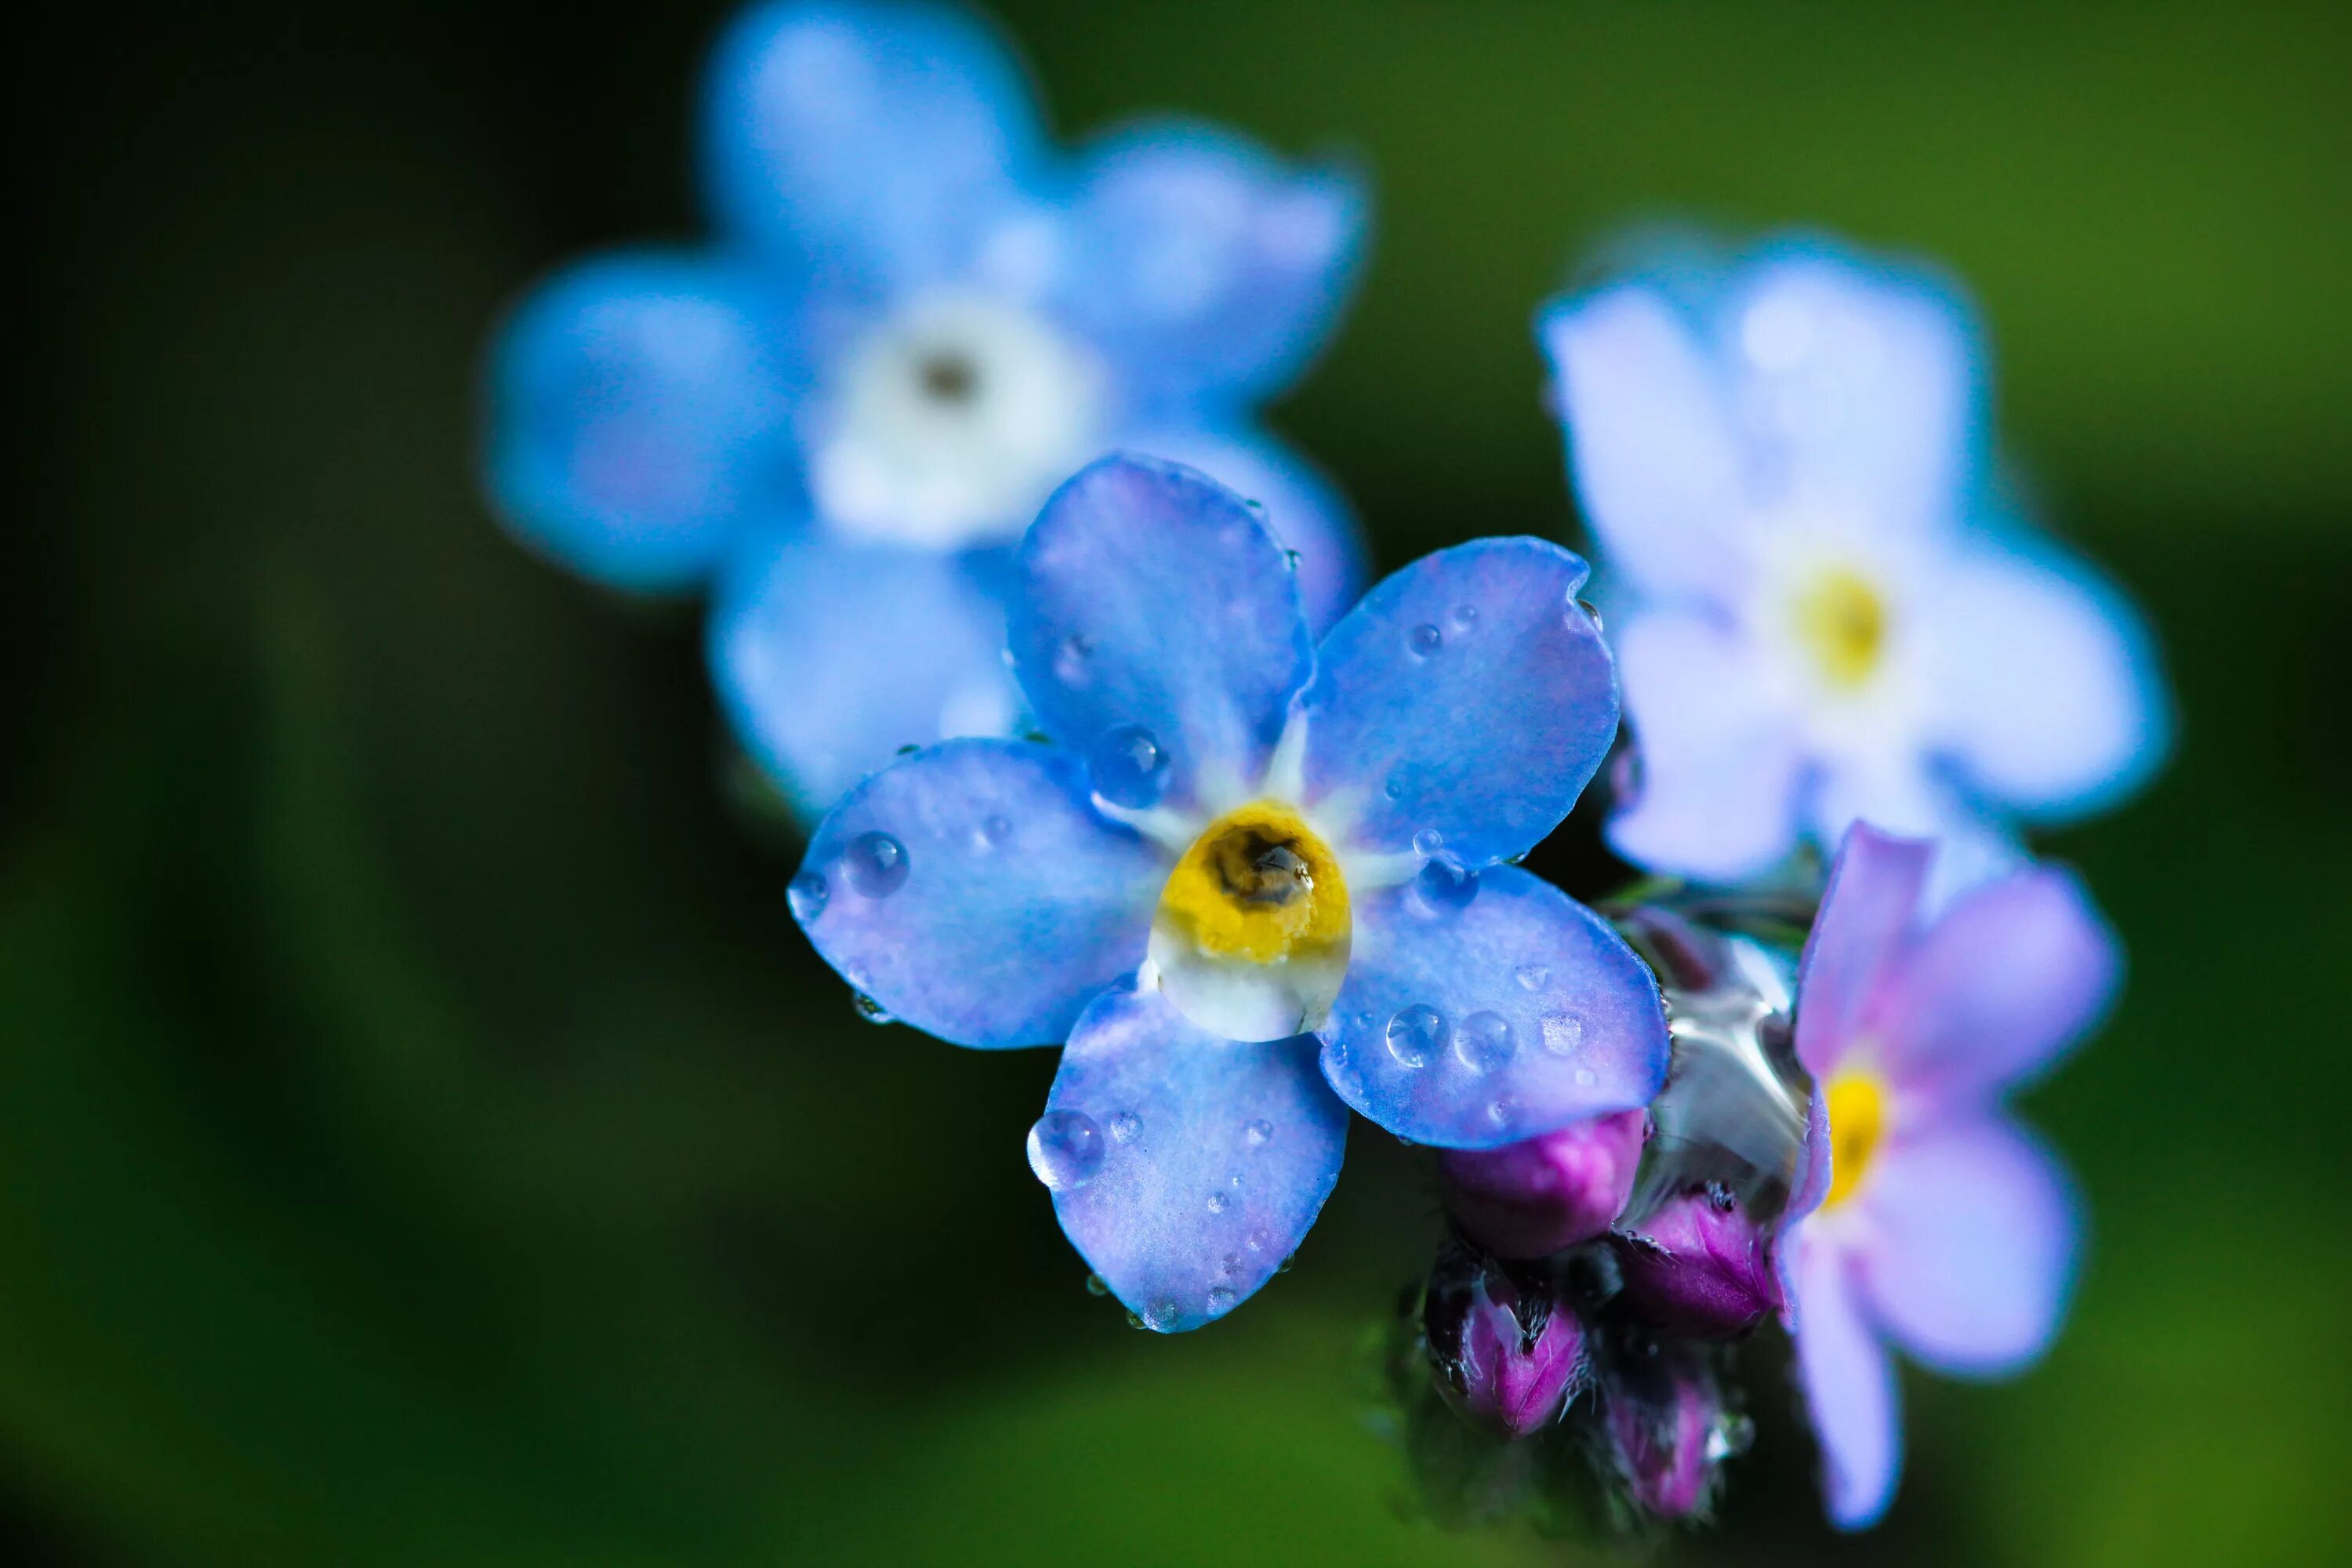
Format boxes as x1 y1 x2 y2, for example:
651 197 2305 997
789 455 1671 1330
485 0 1368 816
1538 239 2167 887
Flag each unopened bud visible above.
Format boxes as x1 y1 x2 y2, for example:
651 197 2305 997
1612 1185 1780 1338
1436 1109 1647 1258
1600 1343 1736 1519
1422 1250 1587 1438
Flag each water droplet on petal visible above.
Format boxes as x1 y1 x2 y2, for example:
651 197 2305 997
1515 964 1550 993
1207 1191 1231 1215
1247 1227 1272 1253
1026 1109 1105 1192
1540 1011 1584 1056
1407 622 1443 658
844 831 909 896
1411 827 1445 858
973 814 1013 851
1576 599 1605 633
1088 724 1169 808
1108 1111 1142 1145
1414 855 1479 913
1450 604 1479 632
1053 632 1094 686
1382 773 1406 801
1145 1298 1180 1330
852 993 895 1025
1222 1253 1246 1277
1574 1066 1599 1087
1453 1011 1515 1073
1207 1284 1238 1310
1083 1272 1109 1297
1487 1096 1518 1129
1243 1118 1272 1148
1385 1004 1445 1068
786 872 828 923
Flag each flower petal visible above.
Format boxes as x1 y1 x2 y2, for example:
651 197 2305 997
484 251 804 590
699 0 1040 288
1791 1233 1903 1531
1857 1116 2081 1377
793 739 1163 1047
1539 284 1749 602
1317 866 1668 1149
1867 865 2120 1101
1605 608 1806 881
1795 826 1930 1080
1112 426 1366 637
1062 119 1366 408
709 528 1019 819
1301 539 1617 866
1042 983 1347 1332
1722 248 1977 531
1007 456 1312 813
1920 546 2169 818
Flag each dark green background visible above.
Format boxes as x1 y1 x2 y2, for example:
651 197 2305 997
13 2 2349 1563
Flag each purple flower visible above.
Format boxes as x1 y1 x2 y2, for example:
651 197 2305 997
1436 1109 1647 1259
1423 1250 1588 1438
1613 1185 1779 1339
1781 824 2116 1528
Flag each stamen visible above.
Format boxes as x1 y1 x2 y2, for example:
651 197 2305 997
1792 568 1887 690
1148 801 1352 1041
1820 1070 1888 1210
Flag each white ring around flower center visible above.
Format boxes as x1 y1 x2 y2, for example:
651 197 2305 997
812 292 1105 549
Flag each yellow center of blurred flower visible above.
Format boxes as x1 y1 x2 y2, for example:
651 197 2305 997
1793 567 1888 690
1822 1069 1889 1210
1146 802 1352 1042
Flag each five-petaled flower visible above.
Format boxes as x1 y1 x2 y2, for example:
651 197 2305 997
790 455 1671 1330
485 0 1368 817
1780 824 2116 1529
1540 239 2167 887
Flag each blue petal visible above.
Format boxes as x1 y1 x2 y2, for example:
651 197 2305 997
1060 118 1366 408
1791 1232 1903 1530
484 250 805 590
1041 982 1347 1332
1300 539 1616 865
1008 456 1313 812
1317 866 1668 1150
699 0 1043 290
1109 425 1367 635
793 739 1164 1047
710 527 1022 820
1794 826 1931 1080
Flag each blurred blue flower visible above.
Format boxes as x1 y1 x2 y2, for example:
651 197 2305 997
790 456 1670 1329
1539 238 2168 886
1780 825 2115 1529
484 0 1369 816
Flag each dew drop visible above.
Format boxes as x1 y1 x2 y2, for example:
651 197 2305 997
1707 1413 1757 1462
1385 1004 1445 1068
1411 827 1445 858
1207 1191 1231 1215
1145 1298 1181 1330
1382 774 1406 801
1452 1011 1515 1073
852 993 895 1025
1450 604 1479 632
1407 622 1443 658
1207 1284 1238 1310
1515 964 1551 993
1539 1011 1584 1057
1247 1227 1273 1253
1222 1253 1246 1277
786 872 828 923
1487 1096 1518 1129
1574 1066 1599 1087
1025 1109 1105 1192
973 814 1013 851
1243 1118 1272 1149
1414 855 1479 913
1053 632 1094 686
1087 724 1170 808
844 831 909 896
1276 1252 1297 1275
1084 1272 1109 1297
1576 599 1605 633
1108 1111 1142 1145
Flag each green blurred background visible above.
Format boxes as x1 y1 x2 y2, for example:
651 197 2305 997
13 2 2350 1563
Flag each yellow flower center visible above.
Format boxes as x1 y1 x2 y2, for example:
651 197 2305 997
1821 1070 1889 1211
1793 567 1888 690
1147 802 1352 1042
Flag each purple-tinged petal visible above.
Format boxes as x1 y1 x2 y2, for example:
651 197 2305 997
485 250 806 590
1063 119 1366 408
1301 539 1617 866
1857 1116 2081 1377
1606 608 1806 881
1795 826 1930 1079
793 739 1163 1047
700 0 1041 289
710 528 1017 819
1921 546 2169 818
1539 285 1749 603
1777 1082 1832 1330
1041 983 1346 1332
1613 1188 1780 1339
1436 1110 1646 1259
1791 1234 1902 1530
1868 866 2120 1101
1112 426 1366 637
1318 867 1668 1150
1007 456 1312 813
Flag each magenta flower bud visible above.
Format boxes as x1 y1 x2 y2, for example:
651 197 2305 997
1436 1109 1648 1259
1423 1253 1587 1438
1613 1185 1780 1338
1602 1350 1732 1520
